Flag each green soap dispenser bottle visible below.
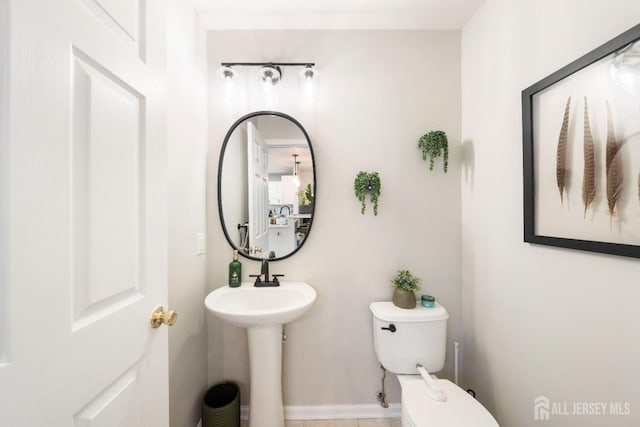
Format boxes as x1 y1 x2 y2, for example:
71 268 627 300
229 250 242 287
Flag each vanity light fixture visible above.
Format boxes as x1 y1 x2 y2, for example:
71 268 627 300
219 62 317 85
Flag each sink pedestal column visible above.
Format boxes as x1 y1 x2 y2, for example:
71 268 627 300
247 324 284 427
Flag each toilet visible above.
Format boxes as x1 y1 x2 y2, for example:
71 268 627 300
370 301 499 427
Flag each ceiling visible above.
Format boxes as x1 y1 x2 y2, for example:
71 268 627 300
193 0 487 30
268 146 312 176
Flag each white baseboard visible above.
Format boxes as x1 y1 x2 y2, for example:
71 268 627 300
200 403 401 424
285 404 401 420
236 404 401 420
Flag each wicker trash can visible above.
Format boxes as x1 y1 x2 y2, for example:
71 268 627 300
202 382 240 427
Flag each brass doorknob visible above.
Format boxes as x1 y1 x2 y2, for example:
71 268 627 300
150 306 178 328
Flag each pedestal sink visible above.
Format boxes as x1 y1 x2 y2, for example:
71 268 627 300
204 282 316 427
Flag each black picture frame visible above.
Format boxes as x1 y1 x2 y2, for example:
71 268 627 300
522 23 640 258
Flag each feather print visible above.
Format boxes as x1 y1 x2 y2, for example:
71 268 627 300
605 101 622 223
556 97 571 206
582 97 596 218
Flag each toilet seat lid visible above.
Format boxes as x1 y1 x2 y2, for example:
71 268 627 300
402 378 499 427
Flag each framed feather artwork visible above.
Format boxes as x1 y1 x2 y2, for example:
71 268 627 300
523 23 640 258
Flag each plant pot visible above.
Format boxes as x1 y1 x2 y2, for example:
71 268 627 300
392 288 416 309
298 204 313 214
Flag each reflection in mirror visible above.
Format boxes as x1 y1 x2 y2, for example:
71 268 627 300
218 112 316 261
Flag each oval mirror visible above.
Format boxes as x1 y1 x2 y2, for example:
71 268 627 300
218 111 316 261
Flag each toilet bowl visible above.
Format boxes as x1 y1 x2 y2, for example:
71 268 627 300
369 301 499 427
397 375 498 427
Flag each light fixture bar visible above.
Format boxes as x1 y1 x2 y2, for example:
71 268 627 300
221 62 315 67
219 62 318 85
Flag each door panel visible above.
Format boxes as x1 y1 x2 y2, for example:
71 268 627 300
73 364 142 427
0 0 168 425
72 49 146 328
247 121 269 255
77 0 146 59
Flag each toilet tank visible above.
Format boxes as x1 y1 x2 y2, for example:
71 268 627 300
369 301 449 374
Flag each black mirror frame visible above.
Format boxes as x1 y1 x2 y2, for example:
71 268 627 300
217 111 317 261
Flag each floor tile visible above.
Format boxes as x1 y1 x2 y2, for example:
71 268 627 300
285 421 304 427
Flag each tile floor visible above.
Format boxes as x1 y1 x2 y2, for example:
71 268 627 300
240 419 401 427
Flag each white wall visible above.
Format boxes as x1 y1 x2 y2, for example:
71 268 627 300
0 0 8 364
220 125 248 248
166 2 208 426
461 1 640 426
207 30 461 407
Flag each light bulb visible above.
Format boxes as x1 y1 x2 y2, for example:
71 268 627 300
218 65 235 80
300 65 318 80
258 65 281 85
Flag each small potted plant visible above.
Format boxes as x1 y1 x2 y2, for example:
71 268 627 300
298 183 314 214
354 171 381 215
418 130 449 172
391 269 422 309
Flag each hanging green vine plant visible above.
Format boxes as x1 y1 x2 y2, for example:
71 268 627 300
354 171 381 215
418 130 449 172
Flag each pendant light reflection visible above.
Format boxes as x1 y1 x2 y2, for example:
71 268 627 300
292 154 301 187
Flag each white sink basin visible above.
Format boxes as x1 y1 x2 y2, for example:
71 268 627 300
204 281 316 328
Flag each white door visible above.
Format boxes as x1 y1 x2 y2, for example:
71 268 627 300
0 1 170 426
247 122 269 257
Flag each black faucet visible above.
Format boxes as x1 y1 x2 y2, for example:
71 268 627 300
249 259 284 287
279 205 291 216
